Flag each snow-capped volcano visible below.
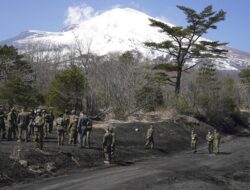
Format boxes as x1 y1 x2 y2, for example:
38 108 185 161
1 7 250 71
3 8 168 55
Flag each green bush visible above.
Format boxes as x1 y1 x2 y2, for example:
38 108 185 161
46 65 87 112
135 85 164 112
175 95 191 114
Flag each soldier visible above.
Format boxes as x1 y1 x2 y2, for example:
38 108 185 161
43 110 50 138
34 109 45 149
206 130 214 154
68 110 76 133
7 108 16 141
191 129 198 153
77 112 86 148
85 116 93 148
28 109 36 138
63 109 70 134
55 114 66 146
17 108 30 142
0 107 6 139
78 114 93 148
68 110 78 145
145 125 154 149
213 129 221 154
103 127 113 164
110 127 116 159
13 109 18 138
47 110 54 134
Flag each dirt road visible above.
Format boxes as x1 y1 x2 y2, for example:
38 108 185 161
5 133 250 190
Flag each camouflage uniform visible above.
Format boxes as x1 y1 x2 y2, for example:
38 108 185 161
17 110 30 142
28 110 36 138
34 111 45 149
7 108 16 141
206 131 214 154
63 111 70 134
110 128 116 159
145 125 154 149
68 111 76 133
0 109 6 139
13 110 18 138
213 130 221 154
77 114 86 148
56 115 66 146
191 130 198 153
78 114 92 148
103 128 113 164
68 114 78 145
48 111 54 133
43 111 50 138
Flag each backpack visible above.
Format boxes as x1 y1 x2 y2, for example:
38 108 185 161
35 116 44 126
86 119 92 130
56 117 65 131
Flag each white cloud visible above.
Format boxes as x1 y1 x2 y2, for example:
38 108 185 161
64 3 94 26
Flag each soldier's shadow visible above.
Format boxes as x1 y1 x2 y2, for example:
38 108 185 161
216 152 231 155
194 152 231 155
114 160 134 166
155 148 169 154
190 152 206 155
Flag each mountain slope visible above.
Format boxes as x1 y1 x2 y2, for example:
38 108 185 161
1 8 250 70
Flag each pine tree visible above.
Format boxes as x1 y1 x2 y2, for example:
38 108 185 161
0 76 40 107
196 63 219 90
196 63 220 115
0 45 32 82
46 65 87 112
0 45 39 107
145 5 228 94
195 64 238 129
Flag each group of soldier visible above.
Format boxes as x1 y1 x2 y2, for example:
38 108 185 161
143 125 222 155
0 107 117 164
191 129 221 154
0 106 223 164
56 110 94 148
0 107 55 149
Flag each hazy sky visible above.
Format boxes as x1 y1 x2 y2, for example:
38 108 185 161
0 0 249 52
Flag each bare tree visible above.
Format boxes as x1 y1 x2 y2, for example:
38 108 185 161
22 41 66 94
